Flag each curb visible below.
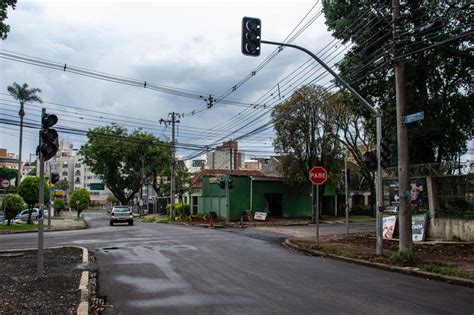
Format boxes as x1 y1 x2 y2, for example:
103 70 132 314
284 239 474 288
76 246 89 315
0 222 87 234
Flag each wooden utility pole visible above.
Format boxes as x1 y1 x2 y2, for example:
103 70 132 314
160 112 180 219
392 0 412 253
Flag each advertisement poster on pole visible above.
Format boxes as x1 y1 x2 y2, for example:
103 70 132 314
383 215 397 239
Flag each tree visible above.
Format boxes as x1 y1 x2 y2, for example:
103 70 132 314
272 85 344 220
322 0 472 164
17 177 50 224
52 198 65 215
70 188 90 218
79 125 171 205
106 194 119 206
7 82 43 187
1 0 17 40
0 167 17 180
2 193 24 225
326 91 377 213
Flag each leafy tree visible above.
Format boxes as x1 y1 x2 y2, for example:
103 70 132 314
0 167 17 180
17 176 50 224
322 0 472 164
1 0 17 40
52 198 66 215
106 194 119 206
272 85 344 219
80 125 171 205
2 193 24 225
70 188 90 218
7 82 43 186
28 167 37 176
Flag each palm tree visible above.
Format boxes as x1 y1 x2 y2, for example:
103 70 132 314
7 82 43 187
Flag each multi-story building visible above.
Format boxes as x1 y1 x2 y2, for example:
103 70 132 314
206 141 245 170
43 140 111 205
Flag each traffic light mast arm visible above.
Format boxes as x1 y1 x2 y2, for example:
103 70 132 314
261 40 377 115
260 39 384 255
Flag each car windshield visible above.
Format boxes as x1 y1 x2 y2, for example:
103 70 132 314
113 207 130 212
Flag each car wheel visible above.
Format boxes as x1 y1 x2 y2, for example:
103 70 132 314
129 221 133 226
110 221 113 226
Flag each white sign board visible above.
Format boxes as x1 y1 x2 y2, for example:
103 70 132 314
1 179 9 188
383 215 397 239
254 212 268 221
412 214 428 242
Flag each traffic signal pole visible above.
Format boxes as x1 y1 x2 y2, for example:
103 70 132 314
37 108 46 278
260 39 385 255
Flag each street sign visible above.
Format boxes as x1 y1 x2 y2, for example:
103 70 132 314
403 111 424 124
309 166 328 185
89 183 105 190
1 179 9 188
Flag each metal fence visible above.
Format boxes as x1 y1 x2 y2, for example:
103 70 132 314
434 174 474 220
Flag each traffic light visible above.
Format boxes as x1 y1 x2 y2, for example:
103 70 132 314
218 179 225 189
242 17 261 56
51 173 60 184
362 150 377 171
380 138 391 169
40 113 59 161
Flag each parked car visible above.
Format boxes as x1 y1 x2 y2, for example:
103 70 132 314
14 208 49 222
109 206 133 226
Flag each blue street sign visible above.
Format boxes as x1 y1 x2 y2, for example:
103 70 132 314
403 111 424 124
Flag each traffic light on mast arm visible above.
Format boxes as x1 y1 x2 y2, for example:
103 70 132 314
380 138 391 169
40 114 59 161
241 17 261 56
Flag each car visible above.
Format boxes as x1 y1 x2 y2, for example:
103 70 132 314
14 208 49 222
0 211 5 223
109 206 134 226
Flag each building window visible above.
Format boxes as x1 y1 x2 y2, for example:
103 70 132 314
62 172 68 176
75 170 81 176
87 176 92 180
75 163 81 168
75 177 80 184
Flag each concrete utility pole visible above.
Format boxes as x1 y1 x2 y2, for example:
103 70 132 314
392 0 412 253
160 112 180 219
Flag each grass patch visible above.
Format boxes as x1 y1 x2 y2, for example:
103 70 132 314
0 223 37 231
349 215 376 222
390 250 414 264
421 263 474 280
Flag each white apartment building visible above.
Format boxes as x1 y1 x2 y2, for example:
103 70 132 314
206 141 245 170
43 140 111 205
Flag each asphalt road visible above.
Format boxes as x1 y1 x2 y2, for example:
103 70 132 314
1 213 473 314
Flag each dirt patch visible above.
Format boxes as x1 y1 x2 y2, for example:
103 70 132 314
0 247 83 314
291 233 474 279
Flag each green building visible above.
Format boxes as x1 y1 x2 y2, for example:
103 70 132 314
193 169 314 221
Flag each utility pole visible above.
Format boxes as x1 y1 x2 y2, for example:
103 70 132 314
160 112 180 219
345 152 349 236
392 0 412 254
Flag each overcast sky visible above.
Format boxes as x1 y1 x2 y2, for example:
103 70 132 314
0 0 347 162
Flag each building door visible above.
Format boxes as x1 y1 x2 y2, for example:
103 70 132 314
264 193 283 217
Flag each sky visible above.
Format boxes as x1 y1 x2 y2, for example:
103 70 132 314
0 0 344 162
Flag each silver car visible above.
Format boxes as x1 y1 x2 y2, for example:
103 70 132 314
110 206 134 226
15 208 49 222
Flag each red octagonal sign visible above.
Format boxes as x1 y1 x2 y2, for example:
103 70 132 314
309 166 327 185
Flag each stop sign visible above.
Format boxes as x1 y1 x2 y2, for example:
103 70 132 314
309 166 327 185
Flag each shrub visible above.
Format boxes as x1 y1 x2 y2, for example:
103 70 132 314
2 194 25 225
166 203 190 217
53 198 66 215
390 250 414 265
351 205 374 216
